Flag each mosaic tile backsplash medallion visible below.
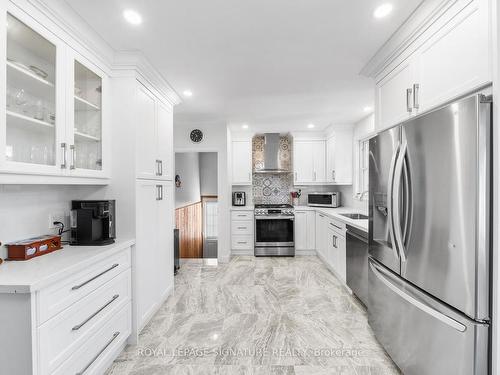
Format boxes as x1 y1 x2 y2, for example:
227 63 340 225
252 135 293 205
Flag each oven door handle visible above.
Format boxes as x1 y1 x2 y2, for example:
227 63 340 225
255 216 294 220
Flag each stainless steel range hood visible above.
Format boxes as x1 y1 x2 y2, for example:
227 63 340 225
254 133 291 173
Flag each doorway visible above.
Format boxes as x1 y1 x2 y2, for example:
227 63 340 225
174 152 218 259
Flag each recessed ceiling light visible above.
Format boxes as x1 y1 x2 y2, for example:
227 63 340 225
373 3 393 19
183 90 193 97
242 124 249 129
363 106 373 112
307 123 315 129
123 9 142 25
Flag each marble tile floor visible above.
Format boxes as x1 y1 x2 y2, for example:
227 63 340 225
106 256 401 375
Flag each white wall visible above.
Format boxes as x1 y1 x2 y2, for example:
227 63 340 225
199 152 218 196
174 152 201 208
174 121 230 262
0 185 105 259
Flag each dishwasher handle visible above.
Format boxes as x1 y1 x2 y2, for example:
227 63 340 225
346 230 368 244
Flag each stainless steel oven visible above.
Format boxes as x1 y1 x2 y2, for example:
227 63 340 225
254 204 295 256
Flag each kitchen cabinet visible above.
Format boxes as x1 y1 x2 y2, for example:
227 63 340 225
374 0 490 131
315 213 347 284
293 140 326 184
415 0 489 112
136 83 173 181
135 180 174 330
0 8 111 183
0 243 133 375
231 140 252 185
315 212 327 259
326 129 353 185
231 210 254 253
295 210 315 251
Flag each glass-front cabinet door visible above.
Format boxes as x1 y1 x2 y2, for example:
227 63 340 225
71 58 103 173
4 12 62 173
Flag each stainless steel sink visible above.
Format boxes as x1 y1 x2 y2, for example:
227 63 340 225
340 213 369 220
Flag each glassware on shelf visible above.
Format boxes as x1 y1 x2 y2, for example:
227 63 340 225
6 13 57 167
15 89 27 113
33 100 46 121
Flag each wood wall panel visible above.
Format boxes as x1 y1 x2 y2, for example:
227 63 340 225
175 202 203 258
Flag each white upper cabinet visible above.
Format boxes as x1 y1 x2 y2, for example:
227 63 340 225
373 0 491 131
293 139 326 185
136 84 157 180
326 129 353 185
415 0 489 112
293 140 314 184
376 58 415 130
2 12 62 176
69 53 109 178
136 83 173 181
1 7 112 183
157 103 174 181
294 134 352 186
231 140 252 185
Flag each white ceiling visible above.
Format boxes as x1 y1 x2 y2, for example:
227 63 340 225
65 0 422 132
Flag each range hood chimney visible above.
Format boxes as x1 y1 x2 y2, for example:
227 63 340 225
256 133 290 173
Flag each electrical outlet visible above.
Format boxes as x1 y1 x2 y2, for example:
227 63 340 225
49 212 67 230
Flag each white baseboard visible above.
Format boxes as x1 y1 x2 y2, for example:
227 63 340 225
231 249 254 256
295 249 317 256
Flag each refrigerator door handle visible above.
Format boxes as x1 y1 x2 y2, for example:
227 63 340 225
369 260 466 332
402 156 411 246
392 140 407 262
387 143 401 261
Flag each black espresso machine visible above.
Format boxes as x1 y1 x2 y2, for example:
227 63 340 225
70 200 116 245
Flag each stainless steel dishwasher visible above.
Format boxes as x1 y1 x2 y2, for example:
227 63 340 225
346 225 368 306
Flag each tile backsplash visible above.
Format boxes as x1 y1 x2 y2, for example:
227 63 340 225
252 172 293 205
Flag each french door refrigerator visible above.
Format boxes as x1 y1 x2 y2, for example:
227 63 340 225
368 93 492 375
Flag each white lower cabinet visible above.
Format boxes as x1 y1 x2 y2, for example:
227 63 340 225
295 210 315 251
135 180 174 331
315 214 347 284
0 245 132 375
231 210 254 253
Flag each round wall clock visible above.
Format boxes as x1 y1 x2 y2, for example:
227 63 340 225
190 129 204 143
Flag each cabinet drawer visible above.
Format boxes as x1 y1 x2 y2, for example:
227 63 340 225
39 270 131 375
231 211 253 221
38 248 131 324
231 235 254 250
231 221 253 235
327 219 345 235
51 303 131 375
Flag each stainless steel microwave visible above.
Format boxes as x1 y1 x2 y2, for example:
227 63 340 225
307 192 340 208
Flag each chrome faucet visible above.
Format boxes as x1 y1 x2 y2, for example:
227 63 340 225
357 190 369 200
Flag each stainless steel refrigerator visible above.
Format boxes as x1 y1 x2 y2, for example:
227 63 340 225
368 93 492 375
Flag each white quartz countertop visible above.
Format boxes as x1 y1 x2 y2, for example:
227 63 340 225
294 206 368 232
0 239 135 294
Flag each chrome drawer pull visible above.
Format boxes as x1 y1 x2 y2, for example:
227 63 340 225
71 264 119 290
75 331 120 375
237 241 247 244
237 226 247 230
72 294 119 331
329 222 342 230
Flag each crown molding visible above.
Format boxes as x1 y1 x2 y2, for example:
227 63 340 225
113 51 181 106
360 0 458 78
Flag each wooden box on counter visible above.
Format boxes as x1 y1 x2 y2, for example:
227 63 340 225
6 235 62 261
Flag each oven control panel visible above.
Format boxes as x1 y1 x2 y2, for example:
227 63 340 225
254 208 294 216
